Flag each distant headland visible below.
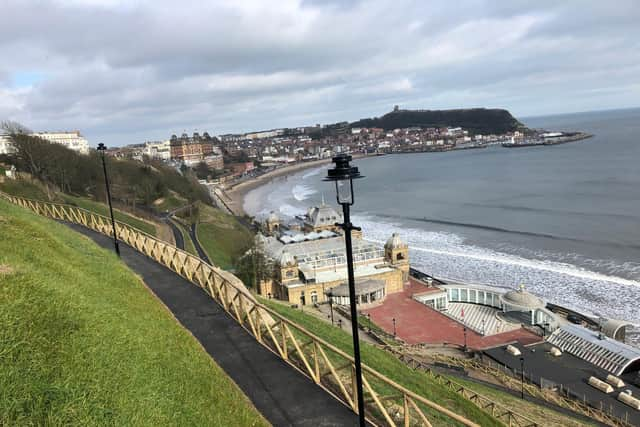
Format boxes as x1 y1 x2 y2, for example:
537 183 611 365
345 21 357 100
350 106 525 135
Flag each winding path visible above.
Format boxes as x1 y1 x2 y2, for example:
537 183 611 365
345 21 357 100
67 223 358 427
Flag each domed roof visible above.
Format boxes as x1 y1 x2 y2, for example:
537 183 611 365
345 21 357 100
267 211 279 223
500 285 544 309
279 250 296 266
385 233 406 249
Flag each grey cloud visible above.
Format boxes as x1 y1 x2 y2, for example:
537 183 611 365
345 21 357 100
0 0 639 145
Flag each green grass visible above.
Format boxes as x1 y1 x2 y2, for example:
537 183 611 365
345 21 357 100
450 376 596 427
171 218 198 256
196 204 253 270
0 179 54 201
153 194 188 213
259 298 500 427
61 195 158 237
0 179 158 236
0 199 268 426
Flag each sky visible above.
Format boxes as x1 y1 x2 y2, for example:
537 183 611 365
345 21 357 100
0 0 639 146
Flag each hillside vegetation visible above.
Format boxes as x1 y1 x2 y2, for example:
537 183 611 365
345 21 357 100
193 203 253 270
0 126 210 213
351 108 524 134
0 199 267 426
0 178 159 236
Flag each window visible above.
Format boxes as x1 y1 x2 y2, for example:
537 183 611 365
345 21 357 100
311 291 318 304
461 289 468 302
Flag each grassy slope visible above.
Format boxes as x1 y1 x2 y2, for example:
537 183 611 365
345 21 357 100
0 199 267 426
61 194 157 236
260 298 590 427
450 377 595 427
0 179 158 236
196 204 253 270
259 298 499 427
153 193 188 213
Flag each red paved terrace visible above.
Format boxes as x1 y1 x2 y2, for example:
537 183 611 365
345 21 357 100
363 278 541 349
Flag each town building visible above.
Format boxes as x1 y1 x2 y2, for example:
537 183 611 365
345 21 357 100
170 132 216 165
30 131 90 154
0 133 15 155
254 205 409 306
144 140 171 161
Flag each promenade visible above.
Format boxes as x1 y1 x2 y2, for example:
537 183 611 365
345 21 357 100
68 223 359 427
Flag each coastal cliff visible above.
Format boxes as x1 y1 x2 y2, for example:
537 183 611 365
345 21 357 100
351 108 525 134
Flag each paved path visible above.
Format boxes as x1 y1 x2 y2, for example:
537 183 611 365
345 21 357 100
68 224 358 427
164 218 184 250
190 223 211 264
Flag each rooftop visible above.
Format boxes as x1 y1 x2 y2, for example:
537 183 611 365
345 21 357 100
547 323 640 375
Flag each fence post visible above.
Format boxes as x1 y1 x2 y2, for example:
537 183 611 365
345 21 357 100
351 364 359 413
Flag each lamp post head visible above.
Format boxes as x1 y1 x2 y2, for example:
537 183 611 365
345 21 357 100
97 143 107 152
324 154 364 205
324 154 362 182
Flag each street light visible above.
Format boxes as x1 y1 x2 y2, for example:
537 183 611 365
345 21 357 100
324 153 365 427
327 291 335 326
463 325 468 351
97 143 120 257
520 357 525 399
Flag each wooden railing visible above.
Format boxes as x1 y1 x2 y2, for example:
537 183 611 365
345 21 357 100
429 353 634 427
383 346 538 427
0 191 479 427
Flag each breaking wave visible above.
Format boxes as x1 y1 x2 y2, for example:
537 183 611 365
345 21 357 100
292 184 317 201
354 214 640 327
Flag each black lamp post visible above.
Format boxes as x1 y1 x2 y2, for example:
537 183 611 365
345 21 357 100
324 153 365 427
463 325 468 351
97 143 120 257
392 317 397 337
520 356 525 399
327 291 335 326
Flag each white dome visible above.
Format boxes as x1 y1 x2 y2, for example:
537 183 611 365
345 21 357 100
385 233 406 249
501 285 544 309
279 250 296 266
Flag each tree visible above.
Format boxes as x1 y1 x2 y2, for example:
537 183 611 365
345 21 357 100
235 238 274 290
194 161 210 180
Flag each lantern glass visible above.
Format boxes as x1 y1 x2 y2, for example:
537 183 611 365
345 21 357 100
336 179 353 205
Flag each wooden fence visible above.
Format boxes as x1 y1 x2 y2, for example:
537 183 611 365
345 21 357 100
383 346 538 427
430 353 634 427
0 191 479 427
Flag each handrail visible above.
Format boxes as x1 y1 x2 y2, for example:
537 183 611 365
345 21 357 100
0 190 479 427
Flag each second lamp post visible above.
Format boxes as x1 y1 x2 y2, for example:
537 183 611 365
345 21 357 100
324 153 365 427
97 143 120 257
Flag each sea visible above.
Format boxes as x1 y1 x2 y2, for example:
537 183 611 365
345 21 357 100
244 108 640 345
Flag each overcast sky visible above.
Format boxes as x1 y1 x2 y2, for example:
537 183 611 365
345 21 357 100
1 0 639 146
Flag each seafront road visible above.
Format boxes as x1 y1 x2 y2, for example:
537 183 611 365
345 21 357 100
67 223 359 427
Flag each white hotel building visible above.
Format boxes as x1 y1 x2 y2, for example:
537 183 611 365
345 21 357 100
30 131 90 155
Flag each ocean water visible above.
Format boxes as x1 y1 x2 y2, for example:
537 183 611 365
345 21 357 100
244 108 640 344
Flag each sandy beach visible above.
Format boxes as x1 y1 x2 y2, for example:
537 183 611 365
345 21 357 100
223 154 371 216
223 158 333 216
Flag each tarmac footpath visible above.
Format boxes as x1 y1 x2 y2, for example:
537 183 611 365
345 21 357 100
67 223 358 427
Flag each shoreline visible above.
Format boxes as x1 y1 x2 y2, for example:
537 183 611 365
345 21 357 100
224 153 371 216
224 158 332 216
